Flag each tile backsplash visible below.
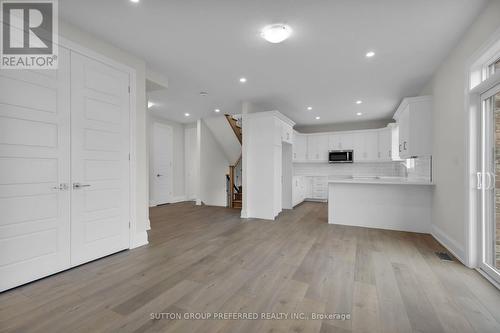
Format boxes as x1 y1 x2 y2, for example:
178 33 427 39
293 156 432 181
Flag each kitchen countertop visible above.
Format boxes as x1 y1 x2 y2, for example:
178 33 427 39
328 176 434 186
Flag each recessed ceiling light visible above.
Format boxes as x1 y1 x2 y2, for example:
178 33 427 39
130 0 139 3
366 51 375 58
315 116 320 120
184 113 190 117
356 100 363 104
261 24 293 44
356 112 363 116
307 106 313 111
147 101 154 108
239 77 247 83
214 108 220 113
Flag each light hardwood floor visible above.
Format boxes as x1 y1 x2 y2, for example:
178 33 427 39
1 202 500 333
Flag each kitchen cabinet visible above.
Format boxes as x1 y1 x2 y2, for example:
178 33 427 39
281 121 293 144
307 134 328 162
292 176 307 207
394 96 432 159
310 176 328 200
328 134 342 150
293 132 307 162
377 127 392 161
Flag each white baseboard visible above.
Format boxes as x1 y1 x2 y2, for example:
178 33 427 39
431 224 466 265
146 218 151 231
171 196 187 203
130 230 149 249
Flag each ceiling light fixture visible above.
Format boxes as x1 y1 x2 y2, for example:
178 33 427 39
239 77 247 83
356 112 363 116
147 101 154 108
184 113 190 117
315 116 320 120
365 51 375 58
307 106 313 111
261 24 293 44
356 100 363 104
199 91 208 96
130 0 140 3
214 108 220 113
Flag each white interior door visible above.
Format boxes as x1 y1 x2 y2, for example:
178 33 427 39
0 48 71 292
70 52 130 266
479 83 500 285
152 122 173 205
184 126 197 200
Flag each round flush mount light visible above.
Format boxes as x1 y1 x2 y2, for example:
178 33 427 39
130 0 140 3
356 100 363 105
184 113 190 117
315 116 321 120
214 108 221 113
261 24 293 44
239 77 247 83
365 51 375 58
356 112 363 116
307 106 313 111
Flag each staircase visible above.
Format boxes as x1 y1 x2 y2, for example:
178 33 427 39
225 114 243 209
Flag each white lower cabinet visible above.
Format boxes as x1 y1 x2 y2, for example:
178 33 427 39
293 176 328 206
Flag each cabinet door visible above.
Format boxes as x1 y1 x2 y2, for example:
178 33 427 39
363 132 378 161
341 133 355 150
328 134 342 150
316 135 329 161
377 128 392 161
398 106 410 158
351 133 365 162
282 123 293 144
293 133 307 161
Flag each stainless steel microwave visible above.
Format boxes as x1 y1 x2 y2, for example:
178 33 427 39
328 150 353 163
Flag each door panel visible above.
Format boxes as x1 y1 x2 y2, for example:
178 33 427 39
152 123 173 205
479 84 500 284
0 48 71 292
70 52 130 266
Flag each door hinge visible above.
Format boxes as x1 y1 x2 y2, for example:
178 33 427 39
128 86 131 93
129 221 131 228
128 153 130 161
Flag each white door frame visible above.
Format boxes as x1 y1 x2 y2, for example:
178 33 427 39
57 36 142 249
151 121 174 206
465 28 500 289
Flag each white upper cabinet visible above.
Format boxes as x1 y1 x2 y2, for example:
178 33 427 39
393 96 432 159
377 127 392 161
307 134 329 162
293 132 307 162
294 124 407 163
328 134 342 150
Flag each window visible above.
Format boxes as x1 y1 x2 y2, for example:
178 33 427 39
483 55 500 81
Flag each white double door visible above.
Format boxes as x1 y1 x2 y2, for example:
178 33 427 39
0 48 131 291
478 83 500 285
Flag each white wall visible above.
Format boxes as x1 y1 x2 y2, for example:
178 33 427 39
420 0 500 262
184 123 197 201
59 20 149 245
148 115 186 204
198 120 230 207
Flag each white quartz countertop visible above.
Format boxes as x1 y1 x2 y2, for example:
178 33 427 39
328 176 434 186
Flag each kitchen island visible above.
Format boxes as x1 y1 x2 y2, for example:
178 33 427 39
328 177 434 233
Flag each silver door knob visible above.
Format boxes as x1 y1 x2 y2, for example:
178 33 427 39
73 183 91 189
156 174 162 177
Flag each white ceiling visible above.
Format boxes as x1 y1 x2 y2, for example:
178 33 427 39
60 0 487 125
